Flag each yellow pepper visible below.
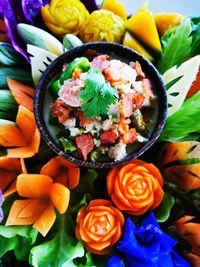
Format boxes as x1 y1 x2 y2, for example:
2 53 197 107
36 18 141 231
41 0 89 38
80 10 125 43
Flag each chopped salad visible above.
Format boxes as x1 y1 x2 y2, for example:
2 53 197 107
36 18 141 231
49 53 156 161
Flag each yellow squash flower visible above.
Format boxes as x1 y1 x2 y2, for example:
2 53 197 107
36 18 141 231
41 0 89 38
80 10 125 43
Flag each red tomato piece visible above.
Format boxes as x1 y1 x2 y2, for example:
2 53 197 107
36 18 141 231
51 100 70 123
76 111 94 126
132 93 145 110
100 130 117 145
122 128 137 144
75 134 94 161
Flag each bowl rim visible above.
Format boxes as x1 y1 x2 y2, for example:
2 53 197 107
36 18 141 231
34 42 167 168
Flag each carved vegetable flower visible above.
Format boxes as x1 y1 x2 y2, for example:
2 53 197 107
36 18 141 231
41 0 89 37
107 159 164 215
108 213 191 267
80 10 125 43
75 199 124 255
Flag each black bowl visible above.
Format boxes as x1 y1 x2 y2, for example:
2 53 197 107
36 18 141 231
34 42 167 168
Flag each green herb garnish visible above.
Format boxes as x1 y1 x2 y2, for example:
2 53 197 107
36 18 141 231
79 69 118 119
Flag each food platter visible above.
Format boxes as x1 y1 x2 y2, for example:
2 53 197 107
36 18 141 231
0 0 199 266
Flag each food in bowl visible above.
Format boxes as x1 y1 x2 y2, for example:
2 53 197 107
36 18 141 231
47 51 157 162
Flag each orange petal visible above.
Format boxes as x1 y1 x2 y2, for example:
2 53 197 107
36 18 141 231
151 184 164 209
0 157 21 171
0 124 27 147
16 106 36 144
67 167 80 189
0 169 17 191
20 158 28 174
7 128 40 158
50 183 70 214
40 157 60 178
17 174 53 198
144 163 164 186
56 156 77 168
3 180 17 197
7 79 34 111
107 167 119 196
33 203 56 236
6 199 48 226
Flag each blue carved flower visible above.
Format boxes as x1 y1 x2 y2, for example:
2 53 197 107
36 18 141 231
108 212 191 267
0 190 3 223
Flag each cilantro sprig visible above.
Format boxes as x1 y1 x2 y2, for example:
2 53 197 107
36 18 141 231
79 69 118 119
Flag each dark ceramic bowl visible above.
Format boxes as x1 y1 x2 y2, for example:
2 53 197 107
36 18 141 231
34 42 167 168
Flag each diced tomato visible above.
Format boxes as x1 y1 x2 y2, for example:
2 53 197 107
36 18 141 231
76 111 94 126
122 128 137 144
120 93 134 117
91 55 110 71
134 61 145 78
100 130 117 145
142 79 154 98
132 93 145 109
51 100 70 123
75 134 94 161
72 68 83 79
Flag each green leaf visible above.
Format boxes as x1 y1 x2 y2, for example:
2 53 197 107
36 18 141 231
30 214 84 267
160 91 200 141
79 69 118 119
154 192 175 223
158 19 192 74
0 225 38 261
0 42 27 66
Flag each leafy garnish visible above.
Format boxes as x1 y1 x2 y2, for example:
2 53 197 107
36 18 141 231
190 16 200 57
79 69 118 119
0 225 38 261
154 192 175 223
158 19 192 74
160 91 200 141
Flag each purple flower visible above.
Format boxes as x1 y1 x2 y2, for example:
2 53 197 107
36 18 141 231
108 212 191 267
0 190 3 223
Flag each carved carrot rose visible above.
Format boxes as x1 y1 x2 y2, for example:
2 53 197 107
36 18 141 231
75 199 124 255
107 159 164 215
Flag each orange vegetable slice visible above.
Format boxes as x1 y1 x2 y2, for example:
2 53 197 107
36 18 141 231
6 199 48 226
7 79 34 111
16 174 53 198
50 183 70 214
67 167 80 189
0 124 27 147
33 203 56 236
101 0 127 20
0 106 40 158
186 68 200 98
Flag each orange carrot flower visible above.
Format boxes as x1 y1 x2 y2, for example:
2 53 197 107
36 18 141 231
0 157 22 197
175 216 200 258
75 199 124 255
0 105 40 158
107 159 164 215
5 156 80 236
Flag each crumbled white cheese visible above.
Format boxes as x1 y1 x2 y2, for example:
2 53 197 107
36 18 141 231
93 138 101 147
102 119 113 131
69 127 80 137
108 143 127 161
63 117 76 128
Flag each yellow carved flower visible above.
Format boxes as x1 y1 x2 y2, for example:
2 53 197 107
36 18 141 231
41 0 89 37
80 10 125 43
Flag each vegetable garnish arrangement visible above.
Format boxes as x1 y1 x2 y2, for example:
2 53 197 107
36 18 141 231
0 0 199 266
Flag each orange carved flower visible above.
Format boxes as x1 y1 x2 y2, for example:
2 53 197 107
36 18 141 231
107 159 164 215
75 199 124 255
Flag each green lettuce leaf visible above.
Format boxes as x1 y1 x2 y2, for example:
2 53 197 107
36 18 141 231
0 42 27 66
154 193 175 223
190 16 200 57
160 91 200 141
157 19 192 74
0 225 38 261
